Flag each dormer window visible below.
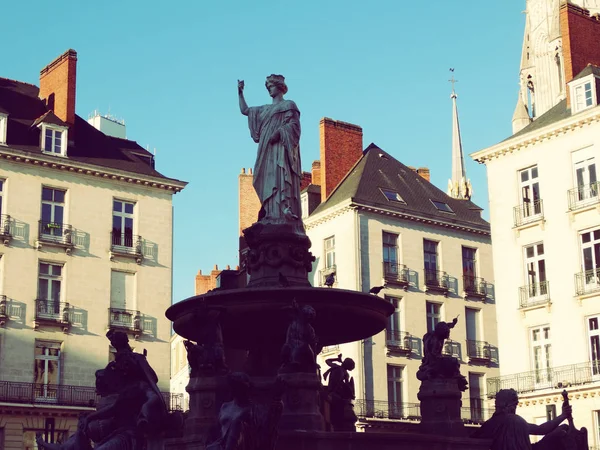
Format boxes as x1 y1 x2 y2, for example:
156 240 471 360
0 113 6 145
569 70 599 114
41 124 68 156
574 82 593 111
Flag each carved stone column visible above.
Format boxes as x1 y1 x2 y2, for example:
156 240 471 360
185 375 229 439
418 378 465 436
278 372 325 431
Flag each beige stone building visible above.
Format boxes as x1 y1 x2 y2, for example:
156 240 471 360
471 0 600 444
0 49 186 448
302 117 499 432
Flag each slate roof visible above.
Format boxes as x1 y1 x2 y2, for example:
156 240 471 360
571 64 600 82
0 77 182 182
311 143 490 233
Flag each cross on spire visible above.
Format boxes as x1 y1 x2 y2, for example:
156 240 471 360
449 68 458 96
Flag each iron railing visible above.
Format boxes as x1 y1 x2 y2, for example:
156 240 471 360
0 214 11 238
0 380 183 411
35 299 70 323
519 281 550 308
487 360 600 397
111 232 143 255
466 340 491 361
463 275 487 298
108 308 142 332
386 330 413 353
513 199 544 227
320 344 340 354
424 269 449 291
38 220 73 245
383 262 409 286
442 339 461 358
568 182 599 211
575 268 600 296
461 398 492 424
318 265 336 287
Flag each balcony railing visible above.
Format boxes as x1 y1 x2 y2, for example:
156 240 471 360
0 214 11 242
466 340 491 362
383 262 409 288
463 275 488 299
110 232 143 263
38 220 74 245
575 268 600 296
487 360 600 398
109 307 142 332
513 199 544 227
318 265 336 287
568 182 599 211
35 299 70 324
519 281 550 308
461 398 492 424
442 339 461 359
0 380 183 411
320 344 340 354
424 269 449 293
386 330 413 355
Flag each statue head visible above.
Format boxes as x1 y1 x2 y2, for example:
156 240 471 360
495 389 519 414
300 304 316 322
265 74 288 96
342 357 355 371
229 372 252 402
434 321 452 339
106 329 132 352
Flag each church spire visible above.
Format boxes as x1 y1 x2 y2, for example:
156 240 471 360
447 70 472 201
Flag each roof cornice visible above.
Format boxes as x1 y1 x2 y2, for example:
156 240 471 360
305 199 490 236
0 145 187 193
471 106 600 163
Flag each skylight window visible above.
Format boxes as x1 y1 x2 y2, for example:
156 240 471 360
430 200 454 213
380 188 406 204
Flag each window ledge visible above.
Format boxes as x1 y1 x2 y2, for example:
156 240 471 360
513 217 545 237
40 150 68 158
519 300 551 315
568 202 600 221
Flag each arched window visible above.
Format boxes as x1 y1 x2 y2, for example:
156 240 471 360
555 51 564 93
527 76 536 118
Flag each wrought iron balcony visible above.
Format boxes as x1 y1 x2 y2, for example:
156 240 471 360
355 399 421 421
487 360 600 398
110 232 143 264
109 307 142 333
461 398 491 425
568 182 599 211
424 269 449 295
34 299 70 331
318 264 336 287
513 199 544 227
463 275 488 299
466 340 491 362
0 214 11 245
0 380 183 411
385 330 413 355
0 296 22 326
442 339 461 359
37 221 74 254
519 281 550 308
575 268 600 296
383 262 410 289
320 344 340 354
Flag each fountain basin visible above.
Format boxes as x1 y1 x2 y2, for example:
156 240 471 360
166 286 394 348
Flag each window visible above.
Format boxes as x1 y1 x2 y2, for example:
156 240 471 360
41 187 66 239
387 365 404 418
324 236 335 269
383 232 399 275
0 113 6 145
462 247 477 278
531 326 552 383
468 373 484 421
301 193 309 219
573 147 597 202
0 179 4 217
424 239 439 283
380 189 405 203
519 166 542 218
524 242 547 296
110 271 136 328
41 125 67 155
387 296 401 335
581 229 600 289
34 340 61 400
38 262 63 317
426 302 441 333
465 308 480 342
430 200 454 213
588 316 600 375
574 81 594 112
112 200 135 248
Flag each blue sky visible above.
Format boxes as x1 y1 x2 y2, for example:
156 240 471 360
2 1 524 303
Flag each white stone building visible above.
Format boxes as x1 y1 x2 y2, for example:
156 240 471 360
0 50 186 448
303 116 499 431
471 0 600 443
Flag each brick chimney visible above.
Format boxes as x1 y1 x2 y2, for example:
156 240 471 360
417 167 430 182
300 171 312 191
39 49 77 125
320 118 363 202
311 160 321 186
238 167 261 236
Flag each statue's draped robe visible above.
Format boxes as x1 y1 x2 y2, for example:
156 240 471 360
247 100 301 221
474 412 533 450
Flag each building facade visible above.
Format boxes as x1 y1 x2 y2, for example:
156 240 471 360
472 1 600 444
0 50 186 448
301 118 499 431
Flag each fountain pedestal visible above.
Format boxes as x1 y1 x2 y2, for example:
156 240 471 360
278 372 325 431
417 379 465 436
184 375 229 440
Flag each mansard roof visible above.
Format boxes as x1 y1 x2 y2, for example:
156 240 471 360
311 143 490 234
0 76 184 184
